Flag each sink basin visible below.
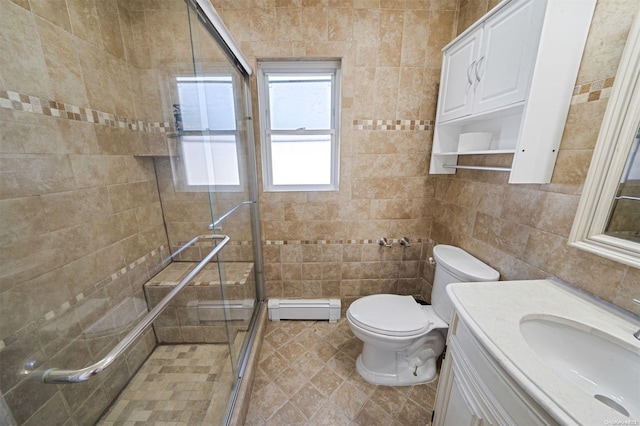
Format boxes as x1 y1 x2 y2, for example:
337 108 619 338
520 315 640 419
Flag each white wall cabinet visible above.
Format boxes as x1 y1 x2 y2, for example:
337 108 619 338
430 0 596 183
438 28 482 123
434 314 556 426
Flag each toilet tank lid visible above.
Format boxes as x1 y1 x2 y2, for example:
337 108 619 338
433 245 499 281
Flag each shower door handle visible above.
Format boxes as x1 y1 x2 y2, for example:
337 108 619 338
41 234 231 384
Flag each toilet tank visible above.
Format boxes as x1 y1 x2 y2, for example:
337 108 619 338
431 245 500 324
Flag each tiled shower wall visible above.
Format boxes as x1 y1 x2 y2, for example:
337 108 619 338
429 0 640 316
211 0 454 305
0 0 186 423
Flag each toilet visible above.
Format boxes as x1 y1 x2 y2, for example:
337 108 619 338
346 245 500 386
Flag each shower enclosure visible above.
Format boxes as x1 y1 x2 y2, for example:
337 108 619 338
0 0 262 424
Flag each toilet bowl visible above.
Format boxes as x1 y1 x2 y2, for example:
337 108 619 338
347 245 499 385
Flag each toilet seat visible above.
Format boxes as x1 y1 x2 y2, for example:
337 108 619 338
348 294 430 337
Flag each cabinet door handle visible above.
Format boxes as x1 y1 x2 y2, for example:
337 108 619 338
467 60 476 85
475 56 485 82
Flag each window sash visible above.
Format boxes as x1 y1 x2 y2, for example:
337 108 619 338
258 60 340 192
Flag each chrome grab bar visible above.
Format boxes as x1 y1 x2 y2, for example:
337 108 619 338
208 201 254 230
615 195 640 202
41 234 230 384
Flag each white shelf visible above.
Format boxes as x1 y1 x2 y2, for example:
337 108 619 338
436 149 516 156
437 102 525 127
442 165 512 172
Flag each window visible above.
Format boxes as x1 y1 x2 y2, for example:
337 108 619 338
257 60 341 191
172 75 242 191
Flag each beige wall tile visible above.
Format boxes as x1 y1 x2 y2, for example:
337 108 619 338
377 10 404 67
400 10 429 67
576 0 637 84
253 8 277 42
0 224 92 291
275 7 302 41
87 210 139 250
96 0 126 59
0 154 77 199
0 0 52 98
613 267 640 316
70 154 129 188
30 0 72 33
6 0 29 9
472 212 530 258
41 187 112 231
425 10 456 68
35 17 88 107
456 0 487 36
0 197 49 246
66 0 104 48
535 191 580 237
302 6 329 41
550 150 593 186
373 67 400 118
396 67 424 118
329 7 353 41
559 100 608 151
62 243 125 295
353 9 379 66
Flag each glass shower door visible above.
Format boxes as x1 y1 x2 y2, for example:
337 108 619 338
168 0 260 402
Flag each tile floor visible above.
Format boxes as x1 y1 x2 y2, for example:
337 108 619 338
245 319 438 425
97 343 234 425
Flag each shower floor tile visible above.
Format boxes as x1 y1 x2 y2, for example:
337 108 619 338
98 343 233 426
245 319 438 425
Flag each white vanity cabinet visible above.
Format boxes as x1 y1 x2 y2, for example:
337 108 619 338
434 314 555 426
430 0 596 183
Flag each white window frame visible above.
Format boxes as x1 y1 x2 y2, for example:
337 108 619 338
257 60 341 192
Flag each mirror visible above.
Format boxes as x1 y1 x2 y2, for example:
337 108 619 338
569 11 640 269
605 127 640 243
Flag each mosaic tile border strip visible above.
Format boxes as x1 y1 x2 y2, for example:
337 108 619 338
571 76 615 105
0 90 172 133
265 238 428 245
352 119 433 131
0 245 169 351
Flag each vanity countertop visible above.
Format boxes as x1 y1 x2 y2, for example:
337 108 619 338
446 279 640 425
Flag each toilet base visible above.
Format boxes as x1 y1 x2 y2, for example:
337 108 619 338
355 353 437 386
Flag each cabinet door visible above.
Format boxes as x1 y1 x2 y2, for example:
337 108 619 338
438 27 482 123
441 376 483 426
472 0 545 114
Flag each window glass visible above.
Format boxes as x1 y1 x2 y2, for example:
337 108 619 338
268 75 332 130
181 135 240 186
177 76 236 131
270 134 332 185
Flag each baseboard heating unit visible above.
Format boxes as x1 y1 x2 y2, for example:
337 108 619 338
267 298 341 322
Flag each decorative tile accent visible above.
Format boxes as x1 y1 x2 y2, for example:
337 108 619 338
0 90 172 133
352 119 434 131
0 245 169 351
265 238 428 245
571 77 615 105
